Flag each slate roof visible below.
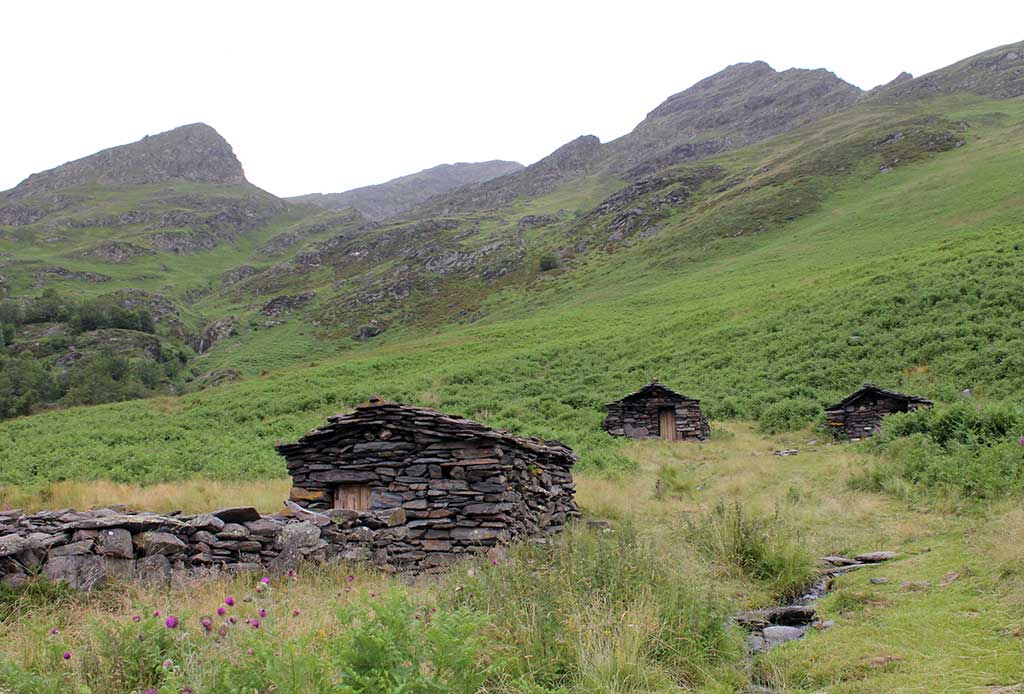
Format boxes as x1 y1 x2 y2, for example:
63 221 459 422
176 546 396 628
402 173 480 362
275 396 576 463
605 379 699 406
825 383 933 411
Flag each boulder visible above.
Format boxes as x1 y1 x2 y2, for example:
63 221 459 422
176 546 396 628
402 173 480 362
96 529 134 559
140 532 188 556
187 514 225 532
213 507 261 523
49 540 95 557
0 534 29 557
855 551 900 563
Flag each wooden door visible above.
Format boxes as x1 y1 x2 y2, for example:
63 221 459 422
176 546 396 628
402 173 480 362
659 408 677 441
334 484 372 511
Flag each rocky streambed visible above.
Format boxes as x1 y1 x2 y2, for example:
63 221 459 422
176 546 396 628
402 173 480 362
735 550 899 654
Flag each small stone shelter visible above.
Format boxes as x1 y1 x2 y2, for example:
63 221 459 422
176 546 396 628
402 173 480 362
602 380 710 441
825 383 933 440
276 397 579 571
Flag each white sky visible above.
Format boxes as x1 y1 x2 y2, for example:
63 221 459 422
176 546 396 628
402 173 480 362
2 1 1021 197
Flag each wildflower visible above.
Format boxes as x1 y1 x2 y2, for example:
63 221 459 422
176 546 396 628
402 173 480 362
131 615 141 622
292 609 301 617
217 606 226 616
255 584 264 593
260 576 271 585
344 586 351 593
49 627 59 635
347 574 354 583
62 651 71 661
225 596 235 606
163 658 173 669
246 648 255 655
1019 435 1024 447
145 690 157 694
490 558 498 566
287 569 297 579
218 625 229 637
153 610 161 617
259 608 267 618
229 616 237 624
250 619 260 629
370 592 376 598
201 617 213 631
165 615 179 629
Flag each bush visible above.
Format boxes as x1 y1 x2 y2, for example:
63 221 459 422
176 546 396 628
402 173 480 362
758 397 821 433
687 501 817 601
539 254 561 272
854 403 1024 501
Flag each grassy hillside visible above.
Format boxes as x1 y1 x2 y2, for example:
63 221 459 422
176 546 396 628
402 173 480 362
1 93 1022 487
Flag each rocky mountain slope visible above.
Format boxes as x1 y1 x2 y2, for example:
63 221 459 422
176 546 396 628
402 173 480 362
289 160 523 220
1 39 1022 421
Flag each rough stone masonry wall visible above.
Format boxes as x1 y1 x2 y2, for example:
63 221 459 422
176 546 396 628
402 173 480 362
826 396 926 440
279 405 579 573
602 397 710 440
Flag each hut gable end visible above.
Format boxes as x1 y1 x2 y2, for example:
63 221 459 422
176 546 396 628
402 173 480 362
825 383 933 440
275 398 579 572
602 380 710 441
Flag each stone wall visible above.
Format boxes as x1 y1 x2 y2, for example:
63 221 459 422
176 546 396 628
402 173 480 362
603 397 710 441
278 401 580 572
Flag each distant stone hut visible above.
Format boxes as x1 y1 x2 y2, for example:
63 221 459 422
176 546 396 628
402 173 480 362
825 383 933 440
602 380 710 441
276 397 579 572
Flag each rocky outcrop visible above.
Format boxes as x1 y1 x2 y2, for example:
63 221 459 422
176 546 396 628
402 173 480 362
189 318 237 354
4 124 246 200
81 241 155 263
260 292 315 317
873 41 1024 101
31 266 110 284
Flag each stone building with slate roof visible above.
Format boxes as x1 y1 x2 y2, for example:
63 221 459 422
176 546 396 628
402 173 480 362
825 383 933 440
276 397 579 572
602 380 710 441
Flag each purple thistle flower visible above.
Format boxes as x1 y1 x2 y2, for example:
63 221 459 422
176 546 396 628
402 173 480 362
131 615 141 622
225 596 235 606
217 606 226 616
259 608 267 618
201 617 213 631
162 658 173 669
1018 435 1024 447
153 610 161 617
260 576 270 585
293 609 301 617
490 558 498 566
344 586 351 593
347 574 354 583
229 616 237 624
165 615 179 629
250 619 260 629
62 651 71 661
287 569 297 578
145 689 157 694
49 627 59 635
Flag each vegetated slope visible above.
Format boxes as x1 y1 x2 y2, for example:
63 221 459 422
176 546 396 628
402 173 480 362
1 85 1022 485
288 160 524 220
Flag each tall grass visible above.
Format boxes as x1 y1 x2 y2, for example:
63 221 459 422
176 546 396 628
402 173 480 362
686 501 817 601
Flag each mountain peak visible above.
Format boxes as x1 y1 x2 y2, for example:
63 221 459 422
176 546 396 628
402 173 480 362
5 123 245 199
874 41 1024 101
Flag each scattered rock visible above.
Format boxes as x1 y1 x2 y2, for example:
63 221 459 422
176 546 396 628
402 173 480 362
855 551 900 563
870 577 890 585
213 507 261 523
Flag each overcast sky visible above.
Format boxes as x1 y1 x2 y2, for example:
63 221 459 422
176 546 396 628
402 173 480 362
3 1 1021 197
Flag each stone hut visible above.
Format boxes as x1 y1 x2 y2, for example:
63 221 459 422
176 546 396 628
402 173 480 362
825 383 933 440
602 380 710 441
276 397 579 572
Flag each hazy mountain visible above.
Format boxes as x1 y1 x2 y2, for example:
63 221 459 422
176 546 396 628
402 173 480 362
289 160 524 220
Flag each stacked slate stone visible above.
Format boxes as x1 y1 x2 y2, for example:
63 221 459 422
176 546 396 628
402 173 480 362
277 398 580 573
0 506 325 591
825 383 933 440
602 380 710 440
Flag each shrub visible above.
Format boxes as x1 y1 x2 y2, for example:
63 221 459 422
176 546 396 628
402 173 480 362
758 398 821 433
539 254 561 272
